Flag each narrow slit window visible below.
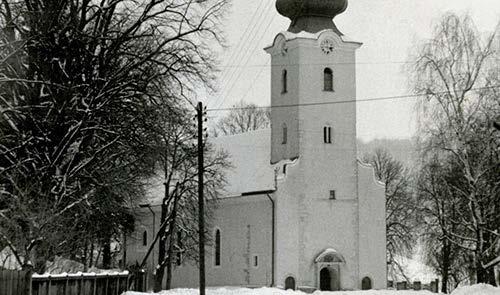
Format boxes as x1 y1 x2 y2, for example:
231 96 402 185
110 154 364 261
324 68 333 91
282 69 288 93
142 230 147 246
323 126 332 143
282 124 287 144
215 229 221 266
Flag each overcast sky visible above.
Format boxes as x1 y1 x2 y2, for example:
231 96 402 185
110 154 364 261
206 0 500 142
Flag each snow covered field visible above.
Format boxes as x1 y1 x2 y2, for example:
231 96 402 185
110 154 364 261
123 284 500 295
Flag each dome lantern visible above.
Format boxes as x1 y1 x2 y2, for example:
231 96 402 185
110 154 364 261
276 0 348 34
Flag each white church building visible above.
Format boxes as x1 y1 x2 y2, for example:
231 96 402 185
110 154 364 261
126 0 387 291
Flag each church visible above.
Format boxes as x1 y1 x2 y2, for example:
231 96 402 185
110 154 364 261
126 0 387 291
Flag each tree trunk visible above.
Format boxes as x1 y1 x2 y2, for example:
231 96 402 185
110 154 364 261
83 240 88 272
102 236 111 269
441 241 450 293
89 242 94 268
154 204 168 292
165 230 174 290
166 190 180 290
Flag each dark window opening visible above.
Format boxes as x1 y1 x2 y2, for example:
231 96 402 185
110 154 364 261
362 277 372 290
282 69 288 93
142 231 147 246
282 124 287 144
215 229 221 266
253 255 258 267
323 126 332 143
285 276 295 290
329 190 336 200
324 68 333 91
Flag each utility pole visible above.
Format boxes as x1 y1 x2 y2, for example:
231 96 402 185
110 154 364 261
196 101 206 295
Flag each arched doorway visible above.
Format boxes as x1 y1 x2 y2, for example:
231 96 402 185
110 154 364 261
315 248 345 291
362 276 372 290
284 276 295 290
320 268 331 291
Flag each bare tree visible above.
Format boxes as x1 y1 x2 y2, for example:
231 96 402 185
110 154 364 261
363 148 417 282
417 153 475 292
410 13 500 285
0 0 228 272
136 104 230 291
213 100 270 136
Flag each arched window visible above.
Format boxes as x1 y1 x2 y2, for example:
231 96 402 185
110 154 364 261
324 68 333 91
214 229 221 266
282 123 287 144
142 230 147 246
282 69 288 93
323 126 332 144
285 276 295 290
362 277 372 290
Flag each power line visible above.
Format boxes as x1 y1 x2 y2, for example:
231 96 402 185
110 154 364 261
217 0 268 82
217 61 412 68
214 5 278 109
216 1 274 92
206 85 500 112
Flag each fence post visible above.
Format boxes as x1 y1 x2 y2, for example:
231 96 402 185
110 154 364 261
24 268 33 295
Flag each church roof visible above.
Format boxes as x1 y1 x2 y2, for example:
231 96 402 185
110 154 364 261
141 129 275 206
212 128 275 197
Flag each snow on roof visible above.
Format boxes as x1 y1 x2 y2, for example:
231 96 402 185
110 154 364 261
211 129 275 197
143 129 275 205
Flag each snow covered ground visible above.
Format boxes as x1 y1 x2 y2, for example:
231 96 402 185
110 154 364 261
123 284 500 295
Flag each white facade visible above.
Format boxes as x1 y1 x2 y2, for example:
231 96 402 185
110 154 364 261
126 25 386 292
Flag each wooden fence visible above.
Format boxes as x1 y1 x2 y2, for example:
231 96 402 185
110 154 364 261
0 269 32 295
1 268 146 295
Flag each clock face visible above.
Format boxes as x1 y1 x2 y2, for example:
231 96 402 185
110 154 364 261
320 38 335 54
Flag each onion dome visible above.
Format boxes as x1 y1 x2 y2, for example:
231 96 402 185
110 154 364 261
276 0 348 34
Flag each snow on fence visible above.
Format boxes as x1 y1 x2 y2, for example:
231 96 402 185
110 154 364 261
1 269 147 295
0 268 32 295
31 271 140 295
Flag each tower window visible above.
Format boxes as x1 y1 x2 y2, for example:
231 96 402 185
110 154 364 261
214 229 221 266
282 69 288 93
329 190 336 200
142 230 147 246
253 255 259 268
324 68 333 91
323 126 332 143
282 124 287 144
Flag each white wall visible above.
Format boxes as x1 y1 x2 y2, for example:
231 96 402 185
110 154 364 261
268 30 386 291
358 161 387 289
126 194 273 289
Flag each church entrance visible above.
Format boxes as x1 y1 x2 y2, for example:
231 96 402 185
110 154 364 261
320 268 331 290
315 248 345 291
319 267 340 291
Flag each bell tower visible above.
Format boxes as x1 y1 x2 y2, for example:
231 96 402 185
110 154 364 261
266 0 361 166
265 1 387 291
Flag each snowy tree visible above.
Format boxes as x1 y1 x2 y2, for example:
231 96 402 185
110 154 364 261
0 0 228 272
362 148 417 282
137 104 229 291
213 100 270 136
410 13 500 285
